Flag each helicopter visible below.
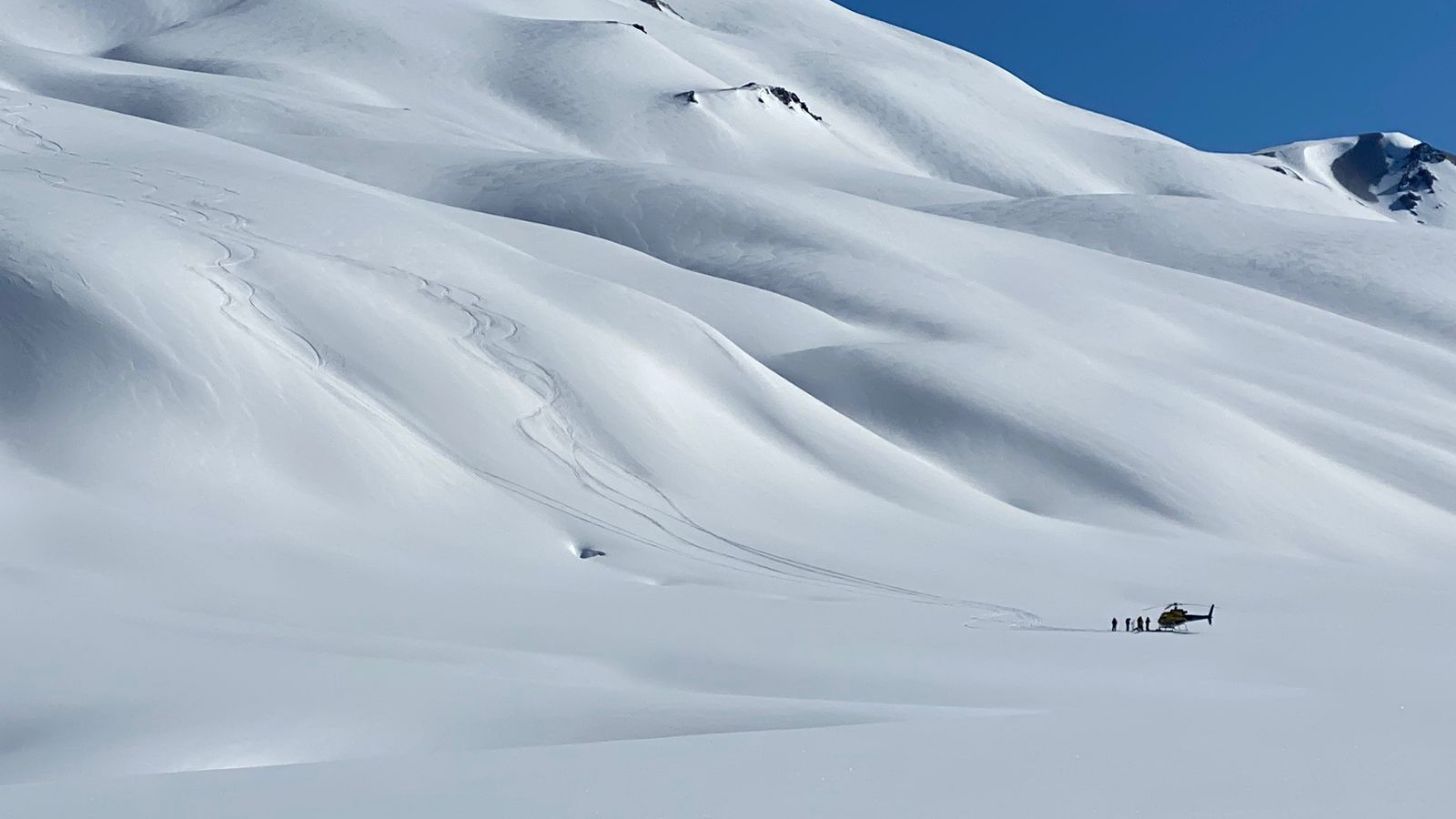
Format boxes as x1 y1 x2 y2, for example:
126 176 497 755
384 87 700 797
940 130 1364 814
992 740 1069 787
1153 602 1214 631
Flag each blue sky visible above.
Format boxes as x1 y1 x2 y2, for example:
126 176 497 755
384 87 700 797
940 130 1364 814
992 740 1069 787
837 0 1456 152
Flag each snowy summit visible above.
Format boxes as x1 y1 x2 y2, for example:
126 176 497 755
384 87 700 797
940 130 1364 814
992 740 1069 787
1 1 1452 816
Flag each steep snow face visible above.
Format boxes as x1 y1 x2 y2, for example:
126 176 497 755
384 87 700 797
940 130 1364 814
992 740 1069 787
1259 132 1455 227
2 2 1455 817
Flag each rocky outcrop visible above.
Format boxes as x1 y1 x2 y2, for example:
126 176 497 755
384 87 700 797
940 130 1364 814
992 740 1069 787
639 0 682 17
604 20 648 33
1410 143 1450 166
757 84 823 121
1381 141 1449 221
675 83 825 122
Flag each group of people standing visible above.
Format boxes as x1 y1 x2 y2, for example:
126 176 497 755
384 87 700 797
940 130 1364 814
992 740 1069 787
1112 615 1158 632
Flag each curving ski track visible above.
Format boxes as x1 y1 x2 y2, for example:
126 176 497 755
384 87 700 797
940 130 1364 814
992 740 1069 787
0 95 1038 625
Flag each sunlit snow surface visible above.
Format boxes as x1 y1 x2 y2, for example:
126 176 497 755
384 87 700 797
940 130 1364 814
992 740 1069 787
1 1 1453 816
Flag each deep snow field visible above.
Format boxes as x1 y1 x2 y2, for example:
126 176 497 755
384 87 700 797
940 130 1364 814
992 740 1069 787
1 1 1454 816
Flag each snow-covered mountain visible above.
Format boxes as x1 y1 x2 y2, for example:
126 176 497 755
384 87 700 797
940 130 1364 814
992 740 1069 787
1259 132 1454 227
2 2 1453 816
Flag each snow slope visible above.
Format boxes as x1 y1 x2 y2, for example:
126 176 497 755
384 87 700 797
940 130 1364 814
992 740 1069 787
1 1 1453 816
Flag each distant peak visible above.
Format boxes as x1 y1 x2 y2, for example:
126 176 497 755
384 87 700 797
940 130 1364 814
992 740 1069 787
1256 132 1452 228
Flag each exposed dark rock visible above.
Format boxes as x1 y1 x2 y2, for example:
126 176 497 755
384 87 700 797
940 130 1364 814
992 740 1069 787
1390 193 1422 217
673 83 824 122
738 82 824 121
639 0 682 17
603 21 647 33
1404 165 1438 194
1411 142 1450 165
1381 141 1448 219
577 546 607 560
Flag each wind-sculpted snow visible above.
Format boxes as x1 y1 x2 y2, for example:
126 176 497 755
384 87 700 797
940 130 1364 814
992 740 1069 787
1 2 1453 816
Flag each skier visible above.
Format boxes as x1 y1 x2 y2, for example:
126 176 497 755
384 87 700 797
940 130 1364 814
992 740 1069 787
1111 617 1118 632
1124 617 1132 632
1136 616 1144 632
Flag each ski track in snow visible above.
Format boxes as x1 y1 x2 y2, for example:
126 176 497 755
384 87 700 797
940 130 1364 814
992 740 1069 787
0 94 1034 623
